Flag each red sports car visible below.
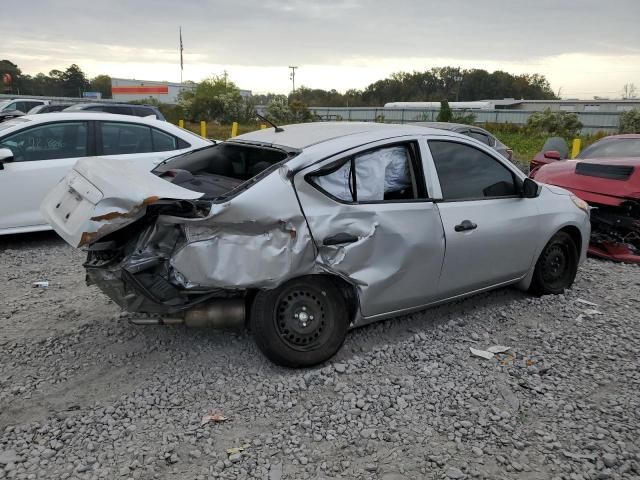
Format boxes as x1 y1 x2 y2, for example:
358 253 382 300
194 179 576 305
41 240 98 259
531 134 640 263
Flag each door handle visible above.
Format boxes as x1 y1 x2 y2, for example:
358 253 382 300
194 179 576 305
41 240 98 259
323 233 359 246
454 220 477 232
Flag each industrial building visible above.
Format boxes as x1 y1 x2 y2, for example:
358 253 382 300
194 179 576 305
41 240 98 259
491 98 640 112
111 77 252 104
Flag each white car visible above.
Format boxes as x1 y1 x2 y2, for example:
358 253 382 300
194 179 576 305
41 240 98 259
0 112 211 235
0 98 49 114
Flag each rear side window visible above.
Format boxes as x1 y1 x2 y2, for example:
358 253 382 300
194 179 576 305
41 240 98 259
101 122 152 155
100 122 185 155
152 128 180 151
0 121 88 162
309 143 425 202
429 140 517 200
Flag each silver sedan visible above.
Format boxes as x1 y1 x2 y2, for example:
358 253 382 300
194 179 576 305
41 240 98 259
42 122 590 367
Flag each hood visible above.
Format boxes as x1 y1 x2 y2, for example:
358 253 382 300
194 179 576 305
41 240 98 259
532 157 640 206
41 157 203 247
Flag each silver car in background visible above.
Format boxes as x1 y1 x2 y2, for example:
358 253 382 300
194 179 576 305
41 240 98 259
414 122 513 160
42 122 590 367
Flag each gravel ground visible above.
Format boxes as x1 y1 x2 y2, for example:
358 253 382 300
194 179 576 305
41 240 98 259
1 232 639 480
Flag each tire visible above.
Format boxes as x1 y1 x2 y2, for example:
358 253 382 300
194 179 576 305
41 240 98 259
529 231 578 295
250 276 349 368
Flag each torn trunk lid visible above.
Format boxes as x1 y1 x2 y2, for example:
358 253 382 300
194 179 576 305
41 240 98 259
41 157 203 247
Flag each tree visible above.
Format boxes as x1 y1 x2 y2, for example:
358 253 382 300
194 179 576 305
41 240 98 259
90 75 112 99
619 108 640 133
265 96 293 124
180 75 245 123
60 64 90 97
436 100 452 122
526 109 583 138
621 83 637 100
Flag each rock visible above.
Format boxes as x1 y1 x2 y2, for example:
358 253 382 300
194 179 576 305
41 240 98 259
334 363 347 373
0 451 18 466
446 466 465 479
603 453 617 468
229 452 242 463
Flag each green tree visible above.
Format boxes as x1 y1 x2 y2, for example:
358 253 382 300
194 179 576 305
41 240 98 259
437 100 452 122
619 108 640 133
180 74 245 123
89 75 112 99
265 96 293 124
61 64 90 97
526 109 583 138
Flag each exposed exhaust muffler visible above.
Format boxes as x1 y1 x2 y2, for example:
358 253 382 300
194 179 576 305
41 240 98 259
128 298 246 329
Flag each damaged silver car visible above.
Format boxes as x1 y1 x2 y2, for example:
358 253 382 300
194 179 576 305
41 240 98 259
42 122 591 367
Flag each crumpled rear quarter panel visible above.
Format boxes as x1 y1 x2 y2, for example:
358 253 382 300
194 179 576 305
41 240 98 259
169 169 317 289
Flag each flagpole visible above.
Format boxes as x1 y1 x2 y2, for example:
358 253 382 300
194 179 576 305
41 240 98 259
179 26 183 86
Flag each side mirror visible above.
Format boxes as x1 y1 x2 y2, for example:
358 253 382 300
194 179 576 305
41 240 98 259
0 147 13 170
543 150 562 160
522 177 541 198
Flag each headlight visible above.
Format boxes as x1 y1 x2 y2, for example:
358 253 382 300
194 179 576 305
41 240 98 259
570 194 589 214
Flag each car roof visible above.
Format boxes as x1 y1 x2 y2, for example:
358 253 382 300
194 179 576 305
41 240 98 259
232 122 444 150
14 112 166 125
594 134 640 140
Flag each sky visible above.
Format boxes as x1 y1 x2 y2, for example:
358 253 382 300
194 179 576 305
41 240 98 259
2 0 640 98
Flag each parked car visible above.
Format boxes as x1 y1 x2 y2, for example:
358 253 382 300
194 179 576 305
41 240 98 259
27 103 73 114
529 136 570 173
530 134 640 263
414 122 513 160
0 98 49 114
63 103 166 120
0 111 24 123
0 112 211 235
42 122 590 367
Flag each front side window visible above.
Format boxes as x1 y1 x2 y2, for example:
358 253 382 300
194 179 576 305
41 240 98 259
0 121 88 162
101 122 152 155
310 143 423 202
429 140 517 200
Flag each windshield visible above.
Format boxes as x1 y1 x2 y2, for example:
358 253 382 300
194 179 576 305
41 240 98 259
0 117 30 131
578 138 640 159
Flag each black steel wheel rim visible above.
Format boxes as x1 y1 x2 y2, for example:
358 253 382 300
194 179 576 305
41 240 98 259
541 243 570 288
273 285 333 352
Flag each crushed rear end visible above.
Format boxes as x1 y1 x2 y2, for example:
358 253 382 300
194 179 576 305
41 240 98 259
41 143 317 323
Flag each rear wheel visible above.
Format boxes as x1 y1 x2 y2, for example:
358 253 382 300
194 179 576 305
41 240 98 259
250 276 348 368
530 231 578 295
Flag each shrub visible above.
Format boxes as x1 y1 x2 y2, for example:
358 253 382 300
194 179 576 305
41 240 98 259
619 108 640 133
436 100 452 122
451 111 476 125
526 108 582 138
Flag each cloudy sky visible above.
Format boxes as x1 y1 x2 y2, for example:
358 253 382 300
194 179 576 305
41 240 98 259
3 0 640 97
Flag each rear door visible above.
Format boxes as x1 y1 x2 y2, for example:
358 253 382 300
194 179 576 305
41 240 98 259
426 137 540 297
0 120 91 230
293 137 446 318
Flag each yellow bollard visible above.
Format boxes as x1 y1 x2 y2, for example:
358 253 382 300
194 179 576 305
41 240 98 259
231 121 239 137
260 124 267 130
571 138 582 159
178 119 184 128
200 121 206 138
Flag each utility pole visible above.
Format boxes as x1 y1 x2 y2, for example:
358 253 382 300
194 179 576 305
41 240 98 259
454 75 463 102
289 66 298 94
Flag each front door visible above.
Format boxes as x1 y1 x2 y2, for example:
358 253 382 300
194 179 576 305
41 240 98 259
426 138 541 297
0 121 90 230
293 138 446 318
